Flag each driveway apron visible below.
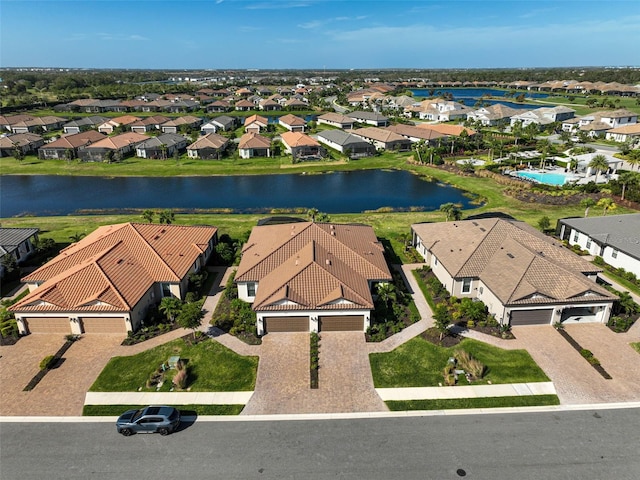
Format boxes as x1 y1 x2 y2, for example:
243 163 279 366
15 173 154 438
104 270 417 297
0 334 124 416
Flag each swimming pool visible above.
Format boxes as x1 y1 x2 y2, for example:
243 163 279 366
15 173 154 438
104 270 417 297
514 171 571 186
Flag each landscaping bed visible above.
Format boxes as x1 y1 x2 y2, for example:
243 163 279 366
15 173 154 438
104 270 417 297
210 271 261 345
90 337 258 393
369 336 549 388
555 327 612 379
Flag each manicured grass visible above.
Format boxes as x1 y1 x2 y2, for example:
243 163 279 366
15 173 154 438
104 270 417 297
82 404 244 416
89 337 258 392
600 270 640 297
412 270 436 310
370 336 549 388
631 342 640 354
386 394 560 411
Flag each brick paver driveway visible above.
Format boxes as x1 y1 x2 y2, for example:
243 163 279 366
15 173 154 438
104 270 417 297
511 324 640 404
0 334 124 416
242 332 387 415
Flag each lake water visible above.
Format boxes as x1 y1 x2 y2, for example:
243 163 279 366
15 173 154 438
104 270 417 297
410 88 550 109
0 170 474 217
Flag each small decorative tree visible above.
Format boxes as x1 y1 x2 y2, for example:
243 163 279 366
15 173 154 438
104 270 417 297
537 216 551 232
176 301 204 341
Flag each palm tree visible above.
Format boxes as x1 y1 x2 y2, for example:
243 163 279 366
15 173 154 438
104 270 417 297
69 232 85 242
376 282 397 310
158 209 175 224
413 140 425 163
569 157 579 173
307 208 319 222
159 296 183 323
536 139 552 170
580 197 596 217
589 154 609 183
618 171 640 201
626 153 640 171
439 203 462 221
597 197 616 216
142 209 155 223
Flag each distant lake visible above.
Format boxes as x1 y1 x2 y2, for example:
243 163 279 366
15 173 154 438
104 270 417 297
0 170 475 217
410 88 550 109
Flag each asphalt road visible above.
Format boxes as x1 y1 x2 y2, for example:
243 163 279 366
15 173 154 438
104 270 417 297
2 408 640 480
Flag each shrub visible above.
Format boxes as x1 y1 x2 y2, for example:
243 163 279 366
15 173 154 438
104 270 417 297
580 348 600 365
466 320 475 328
39 355 56 370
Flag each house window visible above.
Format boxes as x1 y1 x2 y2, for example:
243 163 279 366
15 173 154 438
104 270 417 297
161 283 172 298
573 232 579 242
461 278 472 294
247 283 256 297
586 239 592 249
612 249 618 259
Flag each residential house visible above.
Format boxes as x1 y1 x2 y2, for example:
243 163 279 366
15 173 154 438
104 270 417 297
200 115 237 134
187 133 230 159
0 133 45 157
259 99 280 111
135 133 188 159
564 109 638 137
140 99 173 112
0 114 36 132
351 127 412 151
466 104 523 126
278 114 307 132
417 124 477 137
160 116 202 134
316 130 376 158
284 98 308 110
280 131 323 160
62 116 108 135
557 213 640 278
385 124 446 144
97 115 141 134
10 223 218 334
0 228 39 278
412 218 616 326
348 111 389 127
510 106 575 128
206 100 231 113
244 114 269 134
317 113 355 129
9 116 67 134
235 221 392 335
406 99 470 121
605 124 640 144
78 132 149 162
238 133 271 159
38 130 106 160
235 100 255 111
129 116 171 133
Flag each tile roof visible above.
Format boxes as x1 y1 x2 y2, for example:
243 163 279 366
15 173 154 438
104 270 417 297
317 113 354 124
236 222 391 312
280 131 319 148
412 218 614 306
278 114 306 126
238 132 271 149
0 133 44 148
386 124 446 141
85 132 149 150
13 223 217 314
187 133 229 150
244 114 268 126
418 124 476 136
42 130 105 149
352 126 407 143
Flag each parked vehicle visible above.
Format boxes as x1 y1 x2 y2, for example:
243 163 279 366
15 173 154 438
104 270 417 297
116 406 180 436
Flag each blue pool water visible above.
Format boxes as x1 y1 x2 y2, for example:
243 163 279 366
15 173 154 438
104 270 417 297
515 171 569 186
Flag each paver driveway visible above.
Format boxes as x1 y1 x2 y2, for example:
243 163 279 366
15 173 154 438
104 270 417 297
0 334 124 416
242 332 387 415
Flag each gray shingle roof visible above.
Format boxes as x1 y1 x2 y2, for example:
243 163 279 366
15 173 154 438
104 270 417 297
558 214 640 260
0 228 39 255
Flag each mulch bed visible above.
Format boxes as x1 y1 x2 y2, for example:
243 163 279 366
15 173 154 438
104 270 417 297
421 327 462 347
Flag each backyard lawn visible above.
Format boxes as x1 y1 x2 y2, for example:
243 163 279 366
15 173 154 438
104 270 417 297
369 336 549 388
89 337 258 392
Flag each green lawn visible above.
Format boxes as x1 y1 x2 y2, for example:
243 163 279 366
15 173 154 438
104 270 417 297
600 270 640 297
370 336 549 388
89 337 258 392
386 395 560 411
631 343 640 354
82 404 244 416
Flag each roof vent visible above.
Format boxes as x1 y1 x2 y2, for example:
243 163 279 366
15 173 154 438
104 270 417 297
331 231 336 236
326 259 331 265
154 235 160 240
117 259 124 264
479 227 486 232
507 253 514 259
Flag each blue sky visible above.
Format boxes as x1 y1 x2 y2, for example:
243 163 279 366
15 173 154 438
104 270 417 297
1 0 639 69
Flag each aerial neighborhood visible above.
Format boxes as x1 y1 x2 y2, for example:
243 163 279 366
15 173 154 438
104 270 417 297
1 68 640 421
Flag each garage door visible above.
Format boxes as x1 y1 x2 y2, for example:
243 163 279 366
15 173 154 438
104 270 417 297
81 317 127 334
24 317 71 334
510 309 553 326
263 316 309 333
319 315 364 331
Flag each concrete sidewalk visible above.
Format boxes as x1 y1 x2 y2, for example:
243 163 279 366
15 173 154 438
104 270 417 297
377 382 556 401
84 391 253 406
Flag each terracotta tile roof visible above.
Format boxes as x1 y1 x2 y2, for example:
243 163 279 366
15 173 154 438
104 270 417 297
278 114 306 127
238 132 271 149
417 123 476 136
236 222 391 312
130 115 171 127
280 132 319 148
235 100 255 108
13 223 217 314
188 133 229 150
244 114 268 126
100 115 141 127
386 124 446 141
607 124 640 134
85 132 149 150
412 218 614 307
42 130 105 149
